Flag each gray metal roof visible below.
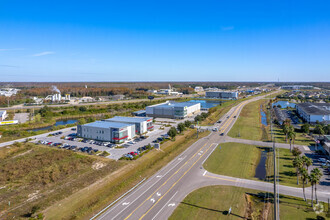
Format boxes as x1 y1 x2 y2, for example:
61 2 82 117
296 103 330 115
133 110 146 114
83 121 132 129
105 116 152 123
151 101 200 109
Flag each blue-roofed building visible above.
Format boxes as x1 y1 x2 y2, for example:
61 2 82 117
132 110 146 117
77 121 135 143
146 101 200 119
104 116 153 134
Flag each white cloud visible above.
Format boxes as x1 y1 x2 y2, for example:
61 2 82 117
32 51 55 57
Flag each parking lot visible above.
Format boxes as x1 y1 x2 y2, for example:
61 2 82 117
34 116 193 160
305 150 330 190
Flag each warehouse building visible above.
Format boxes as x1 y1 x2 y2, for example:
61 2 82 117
77 121 135 143
146 101 200 119
104 116 153 134
296 103 330 123
205 91 238 99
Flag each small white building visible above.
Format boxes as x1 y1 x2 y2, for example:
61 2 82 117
0 110 7 121
146 101 200 119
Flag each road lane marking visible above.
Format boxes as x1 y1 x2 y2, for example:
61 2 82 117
123 142 210 220
151 191 178 220
203 171 207 176
140 143 216 220
168 203 175 207
156 175 162 178
156 192 161 197
109 158 185 220
150 198 155 203
122 202 130 206
204 174 237 183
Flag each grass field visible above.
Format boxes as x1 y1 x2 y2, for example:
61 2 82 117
273 126 315 146
204 142 306 188
169 185 329 220
0 142 123 219
204 142 263 180
228 99 271 141
44 129 210 220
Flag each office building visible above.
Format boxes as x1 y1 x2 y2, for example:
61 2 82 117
146 101 200 119
77 121 135 143
205 91 238 99
104 116 153 134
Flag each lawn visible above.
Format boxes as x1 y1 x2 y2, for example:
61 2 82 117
204 142 307 188
0 142 123 219
228 99 271 141
169 185 329 220
273 126 315 146
203 142 264 180
44 129 210 220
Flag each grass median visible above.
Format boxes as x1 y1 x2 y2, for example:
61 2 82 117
169 185 329 220
44 128 210 220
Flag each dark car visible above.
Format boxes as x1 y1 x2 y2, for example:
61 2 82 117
220 133 224 136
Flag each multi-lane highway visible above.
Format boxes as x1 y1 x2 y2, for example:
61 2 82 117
94 92 329 220
93 95 266 220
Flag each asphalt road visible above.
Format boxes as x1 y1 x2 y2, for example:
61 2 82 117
94 92 315 220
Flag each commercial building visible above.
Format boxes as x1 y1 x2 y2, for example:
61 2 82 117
132 110 146 117
77 121 135 143
146 101 200 119
104 116 153 134
281 85 314 90
296 103 330 123
0 110 7 121
205 91 238 99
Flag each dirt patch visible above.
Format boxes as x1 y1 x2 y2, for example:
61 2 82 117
27 190 40 202
92 162 106 170
12 149 33 159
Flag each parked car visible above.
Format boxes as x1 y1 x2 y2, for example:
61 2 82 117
220 133 224 136
71 128 77 131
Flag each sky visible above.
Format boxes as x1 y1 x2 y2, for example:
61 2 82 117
1 0 330 82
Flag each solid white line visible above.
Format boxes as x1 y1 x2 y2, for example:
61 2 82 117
151 191 178 220
203 171 207 176
109 158 185 220
201 143 218 165
90 177 146 220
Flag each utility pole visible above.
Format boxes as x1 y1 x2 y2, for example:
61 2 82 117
273 138 278 220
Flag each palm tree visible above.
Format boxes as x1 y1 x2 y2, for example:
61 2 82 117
308 172 317 207
300 168 308 201
292 147 302 157
311 168 323 204
293 157 303 185
287 130 296 152
302 156 313 184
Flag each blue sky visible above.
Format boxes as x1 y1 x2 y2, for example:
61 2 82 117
1 0 330 82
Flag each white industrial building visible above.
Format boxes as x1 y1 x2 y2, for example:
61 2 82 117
77 121 135 144
296 103 330 123
146 101 200 119
205 90 238 99
104 116 153 134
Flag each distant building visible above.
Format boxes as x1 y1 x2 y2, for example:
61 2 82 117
194 86 204 92
281 85 314 90
146 101 200 119
77 121 135 144
111 95 125 100
296 103 330 123
0 110 7 121
205 91 238 100
132 110 147 117
104 116 153 134
0 88 20 97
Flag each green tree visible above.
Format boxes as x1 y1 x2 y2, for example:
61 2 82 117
184 120 192 128
287 130 296 152
78 118 86 125
293 156 303 185
34 113 41 123
309 172 317 207
302 155 313 172
292 147 302 157
314 124 325 135
311 168 323 204
79 106 87 112
167 126 177 139
300 168 308 201
177 123 185 133
301 123 310 134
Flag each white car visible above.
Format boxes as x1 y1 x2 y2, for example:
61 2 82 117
318 158 326 162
